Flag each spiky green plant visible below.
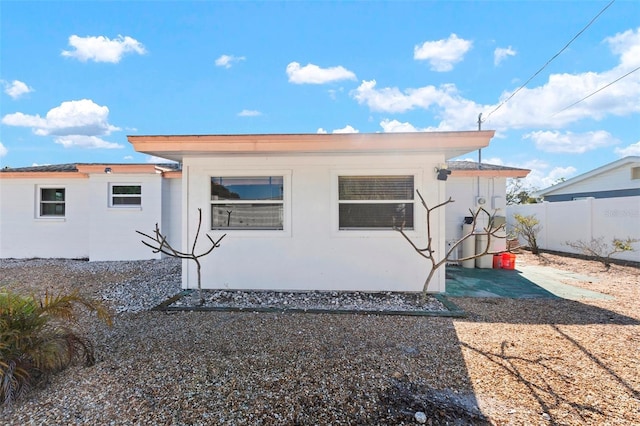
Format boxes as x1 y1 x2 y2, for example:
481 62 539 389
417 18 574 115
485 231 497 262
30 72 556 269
0 290 112 406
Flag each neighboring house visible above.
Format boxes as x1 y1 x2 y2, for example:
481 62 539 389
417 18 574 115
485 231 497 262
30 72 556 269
507 156 640 263
0 164 182 261
1 131 497 293
534 156 640 202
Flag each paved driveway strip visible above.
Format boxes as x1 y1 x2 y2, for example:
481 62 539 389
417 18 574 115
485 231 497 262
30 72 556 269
445 265 612 300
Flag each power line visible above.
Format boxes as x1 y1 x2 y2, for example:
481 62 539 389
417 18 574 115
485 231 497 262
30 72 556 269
482 0 616 123
552 65 640 116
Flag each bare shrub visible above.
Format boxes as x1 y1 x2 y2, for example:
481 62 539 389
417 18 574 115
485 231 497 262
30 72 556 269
564 236 638 270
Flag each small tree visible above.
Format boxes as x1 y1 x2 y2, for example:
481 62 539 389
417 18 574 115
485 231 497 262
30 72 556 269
512 213 541 254
396 191 505 299
506 178 538 205
137 208 225 305
564 236 638 270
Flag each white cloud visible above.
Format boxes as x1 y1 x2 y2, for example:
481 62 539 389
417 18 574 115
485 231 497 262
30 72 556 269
286 62 357 84
615 141 640 157
482 157 504 166
494 46 517 66
2 80 34 99
61 35 146 63
524 130 618 153
0 142 7 158
352 80 456 114
380 119 418 133
353 28 640 133
605 27 640 70
332 125 359 134
146 155 177 163
508 159 577 190
317 125 358 134
215 54 245 68
237 109 262 117
54 135 121 149
379 119 439 133
414 34 472 72
123 155 134 160
1 99 123 149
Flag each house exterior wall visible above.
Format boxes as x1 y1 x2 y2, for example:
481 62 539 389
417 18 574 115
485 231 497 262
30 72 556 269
0 172 169 261
0 177 91 259
507 196 640 262
87 173 164 261
161 176 182 252
181 153 447 293
445 176 508 258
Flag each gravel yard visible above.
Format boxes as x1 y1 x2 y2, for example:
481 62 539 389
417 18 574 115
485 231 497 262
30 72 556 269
0 252 638 425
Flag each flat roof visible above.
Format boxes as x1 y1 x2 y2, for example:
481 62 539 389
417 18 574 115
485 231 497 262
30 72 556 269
127 131 495 162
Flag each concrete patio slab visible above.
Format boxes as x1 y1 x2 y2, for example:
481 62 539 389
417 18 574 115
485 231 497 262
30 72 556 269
445 265 612 300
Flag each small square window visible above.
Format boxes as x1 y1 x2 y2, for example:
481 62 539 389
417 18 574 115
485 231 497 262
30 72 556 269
110 185 142 207
631 167 640 180
39 188 65 217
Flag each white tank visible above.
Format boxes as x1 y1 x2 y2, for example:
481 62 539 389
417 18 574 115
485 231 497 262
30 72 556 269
461 221 476 268
475 233 493 268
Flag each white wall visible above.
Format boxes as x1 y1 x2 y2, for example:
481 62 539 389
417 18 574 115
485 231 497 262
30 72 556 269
445 176 508 258
507 196 640 262
181 153 447 293
162 176 182 252
88 173 164 261
0 178 91 258
0 172 170 261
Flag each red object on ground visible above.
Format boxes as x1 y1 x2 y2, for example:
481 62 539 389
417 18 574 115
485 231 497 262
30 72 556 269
501 252 516 270
493 254 502 269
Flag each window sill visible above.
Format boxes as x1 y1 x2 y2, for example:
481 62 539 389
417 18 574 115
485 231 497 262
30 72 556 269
210 228 291 238
108 206 143 211
35 217 66 222
332 228 418 238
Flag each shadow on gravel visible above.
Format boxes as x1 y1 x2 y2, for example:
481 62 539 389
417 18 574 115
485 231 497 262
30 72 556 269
450 297 640 425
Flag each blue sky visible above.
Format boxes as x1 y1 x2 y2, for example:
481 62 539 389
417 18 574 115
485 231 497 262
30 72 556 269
1 0 639 190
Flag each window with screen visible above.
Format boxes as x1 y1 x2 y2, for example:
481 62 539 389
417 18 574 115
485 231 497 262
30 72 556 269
211 176 284 230
338 175 414 230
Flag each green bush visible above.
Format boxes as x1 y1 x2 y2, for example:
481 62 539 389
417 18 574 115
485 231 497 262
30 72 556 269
0 290 112 406
512 213 542 254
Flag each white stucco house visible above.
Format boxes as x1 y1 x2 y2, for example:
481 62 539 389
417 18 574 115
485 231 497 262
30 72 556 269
1 131 511 293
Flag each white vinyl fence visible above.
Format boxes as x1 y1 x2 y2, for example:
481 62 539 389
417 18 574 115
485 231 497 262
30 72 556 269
506 196 640 262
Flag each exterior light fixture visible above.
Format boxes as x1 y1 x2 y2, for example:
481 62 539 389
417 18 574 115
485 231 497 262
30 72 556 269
104 167 112 174
436 168 451 181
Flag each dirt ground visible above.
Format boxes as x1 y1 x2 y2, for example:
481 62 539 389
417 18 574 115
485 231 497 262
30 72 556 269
451 250 639 425
0 250 638 425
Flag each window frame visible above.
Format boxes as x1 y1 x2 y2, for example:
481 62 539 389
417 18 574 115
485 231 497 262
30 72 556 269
209 172 291 235
37 186 66 219
109 183 142 208
332 170 421 236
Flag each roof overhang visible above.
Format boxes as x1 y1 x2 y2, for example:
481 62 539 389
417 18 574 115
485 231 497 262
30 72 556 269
450 169 530 178
127 131 495 162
